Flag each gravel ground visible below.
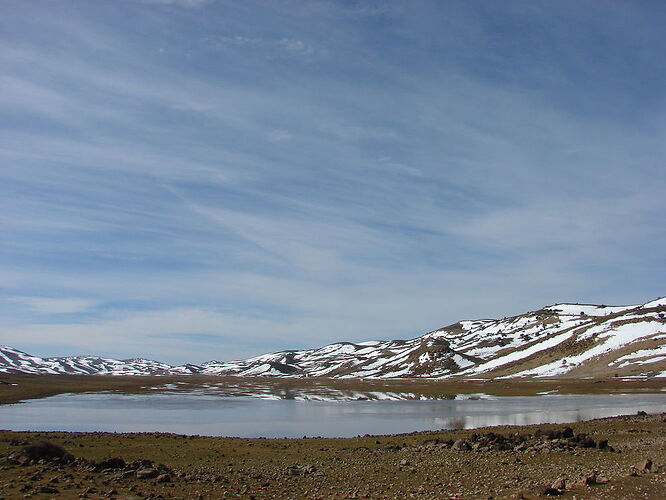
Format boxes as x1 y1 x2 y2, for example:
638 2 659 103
1 412 666 499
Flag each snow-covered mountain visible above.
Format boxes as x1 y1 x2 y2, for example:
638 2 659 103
2 297 665 379
0 347 201 376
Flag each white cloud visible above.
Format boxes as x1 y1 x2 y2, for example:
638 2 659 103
7 297 100 315
200 35 324 59
268 129 292 142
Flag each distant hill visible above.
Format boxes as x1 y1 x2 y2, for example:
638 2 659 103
2 297 665 379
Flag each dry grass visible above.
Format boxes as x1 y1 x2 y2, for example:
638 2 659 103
2 373 666 406
1 412 666 498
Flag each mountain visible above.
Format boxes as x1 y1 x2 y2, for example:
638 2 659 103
2 297 665 379
0 347 201 376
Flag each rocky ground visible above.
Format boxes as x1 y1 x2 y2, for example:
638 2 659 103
1 412 666 499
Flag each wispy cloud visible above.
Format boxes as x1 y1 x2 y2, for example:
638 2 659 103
201 35 325 59
7 297 100 315
1 0 664 363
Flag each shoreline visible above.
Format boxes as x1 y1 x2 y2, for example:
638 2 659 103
2 373 666 406
1 407 666 498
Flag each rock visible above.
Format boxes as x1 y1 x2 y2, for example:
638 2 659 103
399 459 410 466
128 459 154 470
112 470 135 480
652 463 666 474
528 485 561 496
96 458 125 470
136 468 160 479
551 477 566 490
285 464 318 476
574 473 597 487
37 486 59 494
577 438 597 449
637 410 647 416
452 439 472 451
155 473 171 483
302 465 317 474
597 439 608 450
638 459 653 472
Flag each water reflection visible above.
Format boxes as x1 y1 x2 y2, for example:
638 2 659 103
1 392 665 438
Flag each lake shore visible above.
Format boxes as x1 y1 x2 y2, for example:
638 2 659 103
1 392 666 498
2 374 666 406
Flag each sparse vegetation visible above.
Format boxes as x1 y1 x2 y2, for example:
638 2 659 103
2 412 666 498
2 374 666 406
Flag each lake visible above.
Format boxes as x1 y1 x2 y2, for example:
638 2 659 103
1 391 665 438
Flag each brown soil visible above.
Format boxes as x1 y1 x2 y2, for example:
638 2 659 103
1 412 666 499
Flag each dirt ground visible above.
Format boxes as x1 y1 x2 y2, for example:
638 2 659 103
1 412 666 498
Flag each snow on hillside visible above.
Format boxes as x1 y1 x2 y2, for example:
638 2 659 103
1 297 665 379
0 346 180 376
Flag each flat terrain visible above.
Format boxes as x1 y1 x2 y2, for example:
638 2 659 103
1 412 666 499
1 376 666 499
2 374 666 405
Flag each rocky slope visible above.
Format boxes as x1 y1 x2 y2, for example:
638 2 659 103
2 297 665 378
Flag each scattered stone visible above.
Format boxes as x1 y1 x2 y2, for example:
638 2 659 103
285 464 319 476
37 486 59 494
551 477 566 490
573 472 597 487
452 439 472 451
436 427 609 454
95 458 125 470
136 468 160 480
528 485 561 496
112 470 135 480
155 473 171 483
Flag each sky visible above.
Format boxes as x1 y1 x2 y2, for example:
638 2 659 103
1 0 665 365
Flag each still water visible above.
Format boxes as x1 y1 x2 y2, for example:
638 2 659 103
1 392 664 438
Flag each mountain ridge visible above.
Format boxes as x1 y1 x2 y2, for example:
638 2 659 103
2 297 665 379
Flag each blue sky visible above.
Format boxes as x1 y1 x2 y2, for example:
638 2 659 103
1 0 665 364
